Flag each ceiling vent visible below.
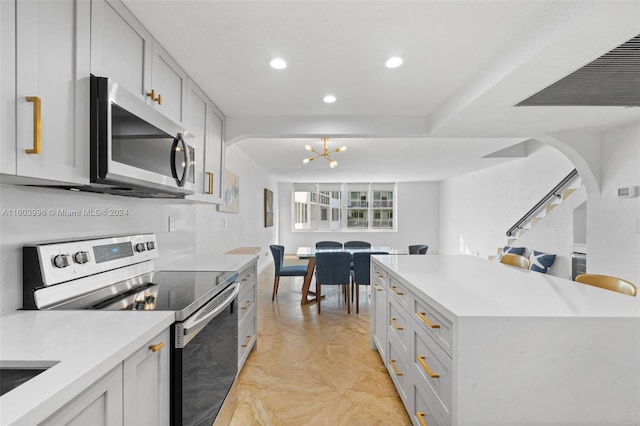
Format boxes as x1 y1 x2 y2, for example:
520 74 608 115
517 34 640 107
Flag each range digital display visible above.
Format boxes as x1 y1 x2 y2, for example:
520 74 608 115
93 242 134 264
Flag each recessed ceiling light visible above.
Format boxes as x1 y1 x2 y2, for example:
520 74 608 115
385 57 403 68
270 58 287 70
323 95 337 104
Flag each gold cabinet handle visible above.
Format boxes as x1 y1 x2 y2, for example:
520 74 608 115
206 172 214 194
373 284 383 292
241 300 252 310
241 335 252 347
25 96 41 154
417 355 439 378
416 412 427 426
146 89 162 105
390 285 404 296
148 342 165 352
375 272 384 277
389 359 403 376
390 317 403 331
417 311 440 329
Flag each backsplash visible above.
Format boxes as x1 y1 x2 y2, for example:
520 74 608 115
0 184 196 314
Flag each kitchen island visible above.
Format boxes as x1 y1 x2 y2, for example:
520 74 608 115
371 254 640 426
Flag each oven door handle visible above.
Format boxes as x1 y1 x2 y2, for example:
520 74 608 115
182 282 240 336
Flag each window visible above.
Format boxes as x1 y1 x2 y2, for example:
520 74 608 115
292 183 395 231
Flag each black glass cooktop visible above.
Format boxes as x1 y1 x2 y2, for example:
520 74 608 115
55 270 237 319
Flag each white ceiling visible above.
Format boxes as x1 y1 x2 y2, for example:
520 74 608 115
123 0 640 182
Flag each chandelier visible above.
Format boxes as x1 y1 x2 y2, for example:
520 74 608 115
302 138 347 168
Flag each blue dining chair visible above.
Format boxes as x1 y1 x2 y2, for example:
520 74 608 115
315 251 352 314
408 244 428 255
270 245 308 301
344 241 371 248
316 241 343 248
351 251 389 313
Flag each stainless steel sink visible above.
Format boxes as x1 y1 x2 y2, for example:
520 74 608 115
0 361 59 397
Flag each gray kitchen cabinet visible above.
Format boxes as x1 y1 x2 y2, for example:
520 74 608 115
123 329 170 426
185 78 226 204
43 365 124 426
41 328 170 426
1 0 90 185
237 260 258 369
91 0 187 125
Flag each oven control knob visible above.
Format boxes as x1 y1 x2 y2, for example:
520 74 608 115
146 241 155 251
73 251 89 264
135 243 146 253
52 254 70 268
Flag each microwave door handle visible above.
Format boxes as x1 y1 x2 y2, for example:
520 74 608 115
170 133 190 187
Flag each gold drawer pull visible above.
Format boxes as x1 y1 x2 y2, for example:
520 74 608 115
375 272 384 277
206 172 214 194
390 317 403 331
417 412 427 426
417 311 440 329
373 284 383 292
148 342 165 352
241 335 252 347
390 285 404 296
25 96 41 154
417 355 439 378
241 300 252 310
389 359 403 376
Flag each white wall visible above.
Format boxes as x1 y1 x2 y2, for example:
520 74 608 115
277 181 439 253
0 144 275 315
438 142 575 260
587 121 640 284
193 144 278 271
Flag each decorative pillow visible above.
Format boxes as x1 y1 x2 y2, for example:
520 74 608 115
498 246 526 260
529 250 556 273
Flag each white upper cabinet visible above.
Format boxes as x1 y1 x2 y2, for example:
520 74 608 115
185 79 225 204
91 0 152 102
151 41 188 125
91 0 187 125
1 0 90 184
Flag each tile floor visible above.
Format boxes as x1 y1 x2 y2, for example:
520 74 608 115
229 257 411 426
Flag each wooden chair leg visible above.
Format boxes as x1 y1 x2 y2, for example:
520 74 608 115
272 276 279 301
356 283 359 314
317 283 321 313
346 283 350 314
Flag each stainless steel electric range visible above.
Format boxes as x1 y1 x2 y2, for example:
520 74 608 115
23 234 239 426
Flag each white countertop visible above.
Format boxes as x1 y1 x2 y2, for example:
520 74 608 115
0 310 174 425
156 253 259 272
373 254 640 318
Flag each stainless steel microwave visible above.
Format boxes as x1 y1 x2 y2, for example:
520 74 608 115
89 75 195 198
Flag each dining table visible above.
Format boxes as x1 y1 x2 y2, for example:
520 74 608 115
295 246 403 305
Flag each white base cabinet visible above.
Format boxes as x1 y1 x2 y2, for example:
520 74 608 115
123 329 170 426
43 365 124 426
371 255 640 426
237 261 258 369
44 329 170 426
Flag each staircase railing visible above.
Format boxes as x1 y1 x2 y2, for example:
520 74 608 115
506 168 579 237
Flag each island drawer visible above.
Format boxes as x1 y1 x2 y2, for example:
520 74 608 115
413 380 448 426
387 334 410 407
412 293 453 357
388 297 411 353
388 275 410 310
238 305 257 363
412 325 452 422
372 262 389 286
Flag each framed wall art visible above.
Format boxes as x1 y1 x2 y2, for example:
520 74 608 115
264 188 274 227
217 169 240 213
